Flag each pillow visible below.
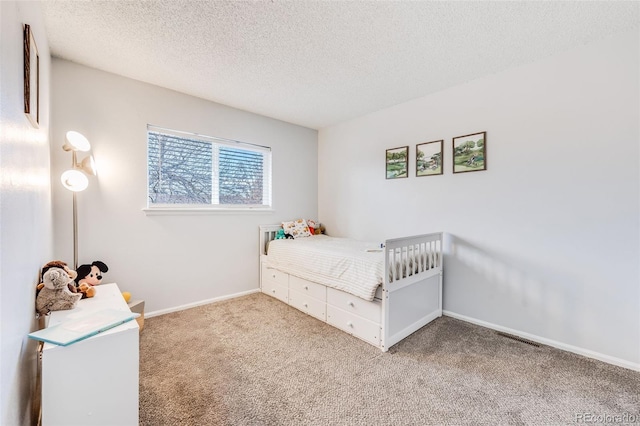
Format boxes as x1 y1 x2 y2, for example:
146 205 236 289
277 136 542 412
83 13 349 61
282 219 312 238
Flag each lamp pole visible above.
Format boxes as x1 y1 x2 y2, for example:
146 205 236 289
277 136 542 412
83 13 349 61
73 191 78 270
71 150 79 270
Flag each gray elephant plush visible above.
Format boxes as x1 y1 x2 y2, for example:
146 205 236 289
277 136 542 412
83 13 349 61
36 267 82 316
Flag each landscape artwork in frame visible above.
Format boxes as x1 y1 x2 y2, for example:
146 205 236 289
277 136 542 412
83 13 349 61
23 24 39 128
416 140 443 176
453 131 486 173
386 146 408 179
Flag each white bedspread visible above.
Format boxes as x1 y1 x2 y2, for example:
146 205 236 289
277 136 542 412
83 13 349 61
266 235 384 301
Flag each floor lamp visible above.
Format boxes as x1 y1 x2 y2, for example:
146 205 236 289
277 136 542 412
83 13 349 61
60 131 96 269
33 131 95 426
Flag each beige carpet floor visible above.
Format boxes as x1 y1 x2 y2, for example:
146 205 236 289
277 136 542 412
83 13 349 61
139 293 639 425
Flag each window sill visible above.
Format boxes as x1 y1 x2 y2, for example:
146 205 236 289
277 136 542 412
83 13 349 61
142 207 275 216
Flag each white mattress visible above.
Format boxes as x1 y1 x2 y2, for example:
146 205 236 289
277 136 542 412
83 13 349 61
266 235 384 301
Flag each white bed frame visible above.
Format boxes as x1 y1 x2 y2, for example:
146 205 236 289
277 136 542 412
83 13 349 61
259 225 443 351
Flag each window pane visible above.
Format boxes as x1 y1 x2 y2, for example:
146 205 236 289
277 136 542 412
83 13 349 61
148 132 212 204
219 147 264 205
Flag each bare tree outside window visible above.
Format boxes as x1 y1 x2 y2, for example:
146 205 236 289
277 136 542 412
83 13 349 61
219 147 264 205
148 132 212 204
147 127 271 208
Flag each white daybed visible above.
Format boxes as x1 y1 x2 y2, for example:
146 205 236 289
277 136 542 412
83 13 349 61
259 225 443 351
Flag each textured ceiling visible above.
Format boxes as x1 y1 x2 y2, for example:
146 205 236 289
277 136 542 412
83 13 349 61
41 1 639 130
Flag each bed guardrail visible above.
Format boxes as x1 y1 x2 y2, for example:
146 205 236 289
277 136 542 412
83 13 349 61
384 232 442 290
382 232 443 350
260 225 282 256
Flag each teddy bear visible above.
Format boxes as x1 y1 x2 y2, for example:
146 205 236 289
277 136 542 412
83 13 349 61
74 260 109 299
36 267 82 315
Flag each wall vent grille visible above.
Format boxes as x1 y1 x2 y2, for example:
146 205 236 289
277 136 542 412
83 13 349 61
496 332 541 347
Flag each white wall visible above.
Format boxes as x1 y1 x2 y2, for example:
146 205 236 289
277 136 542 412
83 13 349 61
319 29 639 368
0 2 52 425
51 60 318 314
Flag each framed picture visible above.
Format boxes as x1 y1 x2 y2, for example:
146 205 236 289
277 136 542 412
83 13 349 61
24 24 39 128
416 140 443 176
386 146 408 179
453 131 486 173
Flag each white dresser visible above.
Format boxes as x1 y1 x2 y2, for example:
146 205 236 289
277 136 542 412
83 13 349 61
41 283 139 426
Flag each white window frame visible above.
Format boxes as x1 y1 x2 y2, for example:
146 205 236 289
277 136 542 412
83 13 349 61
144 125 273 215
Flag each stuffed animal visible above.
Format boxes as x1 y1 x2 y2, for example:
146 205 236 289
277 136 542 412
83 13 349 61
274 229 286 240
77 282 96 299
75 261 108 299
36 267 82 315
305 220 326 235
36 260 78 295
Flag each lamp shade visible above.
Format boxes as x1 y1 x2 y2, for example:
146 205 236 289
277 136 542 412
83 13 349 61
62 131 91 152
79 155 97 176
61 169 89 192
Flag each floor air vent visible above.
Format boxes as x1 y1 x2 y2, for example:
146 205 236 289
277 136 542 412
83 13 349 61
496 332 541 347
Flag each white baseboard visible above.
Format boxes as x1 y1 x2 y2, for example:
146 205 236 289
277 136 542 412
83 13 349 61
443 310 640 372
146 289 260 318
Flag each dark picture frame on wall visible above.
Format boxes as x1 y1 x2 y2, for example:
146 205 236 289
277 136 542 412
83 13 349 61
416 140 443 177
24 24 39 128
453 131 486 173
386 146 408 179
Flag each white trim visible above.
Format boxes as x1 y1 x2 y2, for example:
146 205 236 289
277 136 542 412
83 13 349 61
146 289 260 318
143 207 275 216
443 310 640 372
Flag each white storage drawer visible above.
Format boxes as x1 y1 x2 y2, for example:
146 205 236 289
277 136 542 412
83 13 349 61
289 275 326 302
261 263 289 287
289 289 326 321
327 305 380 346
327 287 381 323
263 281 288 303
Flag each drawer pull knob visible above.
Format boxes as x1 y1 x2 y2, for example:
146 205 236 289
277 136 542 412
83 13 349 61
303 303 308 308
347 321 354 328
271 289 276 293
348 301 355 307
272 274 276 278
304 285 309 290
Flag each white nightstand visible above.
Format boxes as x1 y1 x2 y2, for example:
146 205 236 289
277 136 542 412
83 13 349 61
41 283 139 425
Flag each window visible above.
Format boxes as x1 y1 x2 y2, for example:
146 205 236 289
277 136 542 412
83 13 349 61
147 126 272 210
